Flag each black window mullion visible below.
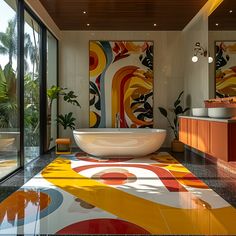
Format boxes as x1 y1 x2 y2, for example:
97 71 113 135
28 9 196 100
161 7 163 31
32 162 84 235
17 0 25 167
40 26 47 154
56 40 59 140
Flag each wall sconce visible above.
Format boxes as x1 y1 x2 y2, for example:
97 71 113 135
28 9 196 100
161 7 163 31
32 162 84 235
191 42 213 64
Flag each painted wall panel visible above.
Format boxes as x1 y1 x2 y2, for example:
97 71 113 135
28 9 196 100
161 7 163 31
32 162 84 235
89 41 153 128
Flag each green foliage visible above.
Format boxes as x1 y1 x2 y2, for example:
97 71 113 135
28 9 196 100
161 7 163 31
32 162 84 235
0 63 17 128
63 90 81 107
47 85 63 101
47 85 80 107
158 91 189 139
0 18 17 65
56 112 76 130
0 16 41 147
47 85 80 131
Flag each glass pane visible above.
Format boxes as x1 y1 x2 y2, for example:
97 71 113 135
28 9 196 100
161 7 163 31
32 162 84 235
0 0 19 179
47 31 57 150
24 11 40 164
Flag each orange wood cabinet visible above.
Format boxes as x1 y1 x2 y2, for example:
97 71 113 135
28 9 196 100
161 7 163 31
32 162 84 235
197 120 209 153
208 122 228 162
190 119 198 149
179 118 188 144
179 117 236 162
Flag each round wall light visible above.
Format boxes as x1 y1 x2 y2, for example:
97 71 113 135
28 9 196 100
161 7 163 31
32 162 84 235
192 55 198 63
208 56 213 64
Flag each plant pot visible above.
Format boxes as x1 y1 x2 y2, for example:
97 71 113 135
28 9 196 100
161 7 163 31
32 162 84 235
171 139 185 152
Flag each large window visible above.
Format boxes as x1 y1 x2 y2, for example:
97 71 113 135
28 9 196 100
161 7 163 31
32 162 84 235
0 0 58 180
0 0 20 179
24 11 41 164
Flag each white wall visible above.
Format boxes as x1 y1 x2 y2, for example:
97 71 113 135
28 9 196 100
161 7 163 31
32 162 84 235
182 0 223 108
183 7 209 108
59 31 184 147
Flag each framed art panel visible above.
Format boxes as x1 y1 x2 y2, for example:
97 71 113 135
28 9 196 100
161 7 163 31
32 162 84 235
215 41 236 97
89 41 153 128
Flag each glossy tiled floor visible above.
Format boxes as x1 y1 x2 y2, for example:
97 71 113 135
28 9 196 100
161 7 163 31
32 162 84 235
0 149 236 235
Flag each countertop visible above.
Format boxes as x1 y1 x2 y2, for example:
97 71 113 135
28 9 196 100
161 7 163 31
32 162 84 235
179 116 236 123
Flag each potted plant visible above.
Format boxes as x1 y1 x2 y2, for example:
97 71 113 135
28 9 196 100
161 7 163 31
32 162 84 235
158 91 189 152
47 85 80 150
56 112 76 130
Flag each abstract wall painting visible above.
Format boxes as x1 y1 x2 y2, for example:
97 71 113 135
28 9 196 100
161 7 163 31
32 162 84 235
215 41 236 97
89 41 154 128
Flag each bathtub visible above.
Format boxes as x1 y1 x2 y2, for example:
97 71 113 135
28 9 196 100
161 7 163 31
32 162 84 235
73 128 166 157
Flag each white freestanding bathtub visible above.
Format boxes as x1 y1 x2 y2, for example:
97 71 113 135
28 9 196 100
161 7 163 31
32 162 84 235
73 128 166 157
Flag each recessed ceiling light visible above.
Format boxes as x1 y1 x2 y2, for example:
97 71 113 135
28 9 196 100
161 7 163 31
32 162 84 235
215 23 219 26
229 10 233 13
153 23 157 27
87 23 90 27
83 11 87 14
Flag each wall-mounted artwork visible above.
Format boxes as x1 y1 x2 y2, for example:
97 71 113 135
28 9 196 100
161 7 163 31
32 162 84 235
89 41 153 128
215 41 236 97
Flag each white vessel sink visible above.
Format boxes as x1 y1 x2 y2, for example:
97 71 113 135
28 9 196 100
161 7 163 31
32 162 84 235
208 107 236 119
192 108 208 117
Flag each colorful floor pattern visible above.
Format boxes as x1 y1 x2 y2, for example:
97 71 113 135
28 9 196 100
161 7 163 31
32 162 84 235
0 152 236 235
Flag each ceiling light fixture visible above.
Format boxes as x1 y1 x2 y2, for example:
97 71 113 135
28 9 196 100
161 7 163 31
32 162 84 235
215 23 219 26
191 42 212 63
83 11 87 14
153 23 157 27
86 23 90 27
229 10 233 13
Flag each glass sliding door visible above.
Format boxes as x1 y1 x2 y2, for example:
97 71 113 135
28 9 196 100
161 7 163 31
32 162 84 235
46 31 58 150
0 0 20 179
24 11 41 164
0 1 59 179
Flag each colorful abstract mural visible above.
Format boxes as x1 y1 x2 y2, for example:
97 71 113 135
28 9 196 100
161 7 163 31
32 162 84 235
89 41 153 128
215 41 236 97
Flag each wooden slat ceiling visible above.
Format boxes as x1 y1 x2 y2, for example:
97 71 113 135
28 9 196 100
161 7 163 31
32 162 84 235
209 0 236 30
39 0 208 31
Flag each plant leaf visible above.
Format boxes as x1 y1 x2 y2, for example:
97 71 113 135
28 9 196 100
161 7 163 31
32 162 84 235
183 107 190 113
63 91 81 107
176 91 184 101
174 99 181 108
174 105 183 115
174 91 183 108
56 112 76 130
158 107 168 117
174 117 178 128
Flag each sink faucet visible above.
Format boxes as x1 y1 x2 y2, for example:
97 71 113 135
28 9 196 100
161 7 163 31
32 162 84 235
115 112 121 128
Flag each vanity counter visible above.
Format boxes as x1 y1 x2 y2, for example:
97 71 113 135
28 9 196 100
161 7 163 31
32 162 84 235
179 115 236 123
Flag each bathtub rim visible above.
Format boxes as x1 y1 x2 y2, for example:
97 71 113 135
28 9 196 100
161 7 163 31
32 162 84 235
73 128 166 134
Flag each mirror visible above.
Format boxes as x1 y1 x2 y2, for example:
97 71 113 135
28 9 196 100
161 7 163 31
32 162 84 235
208 0 236 98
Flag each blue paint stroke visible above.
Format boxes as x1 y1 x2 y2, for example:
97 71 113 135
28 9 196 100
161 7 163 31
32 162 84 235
98 41 113 127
